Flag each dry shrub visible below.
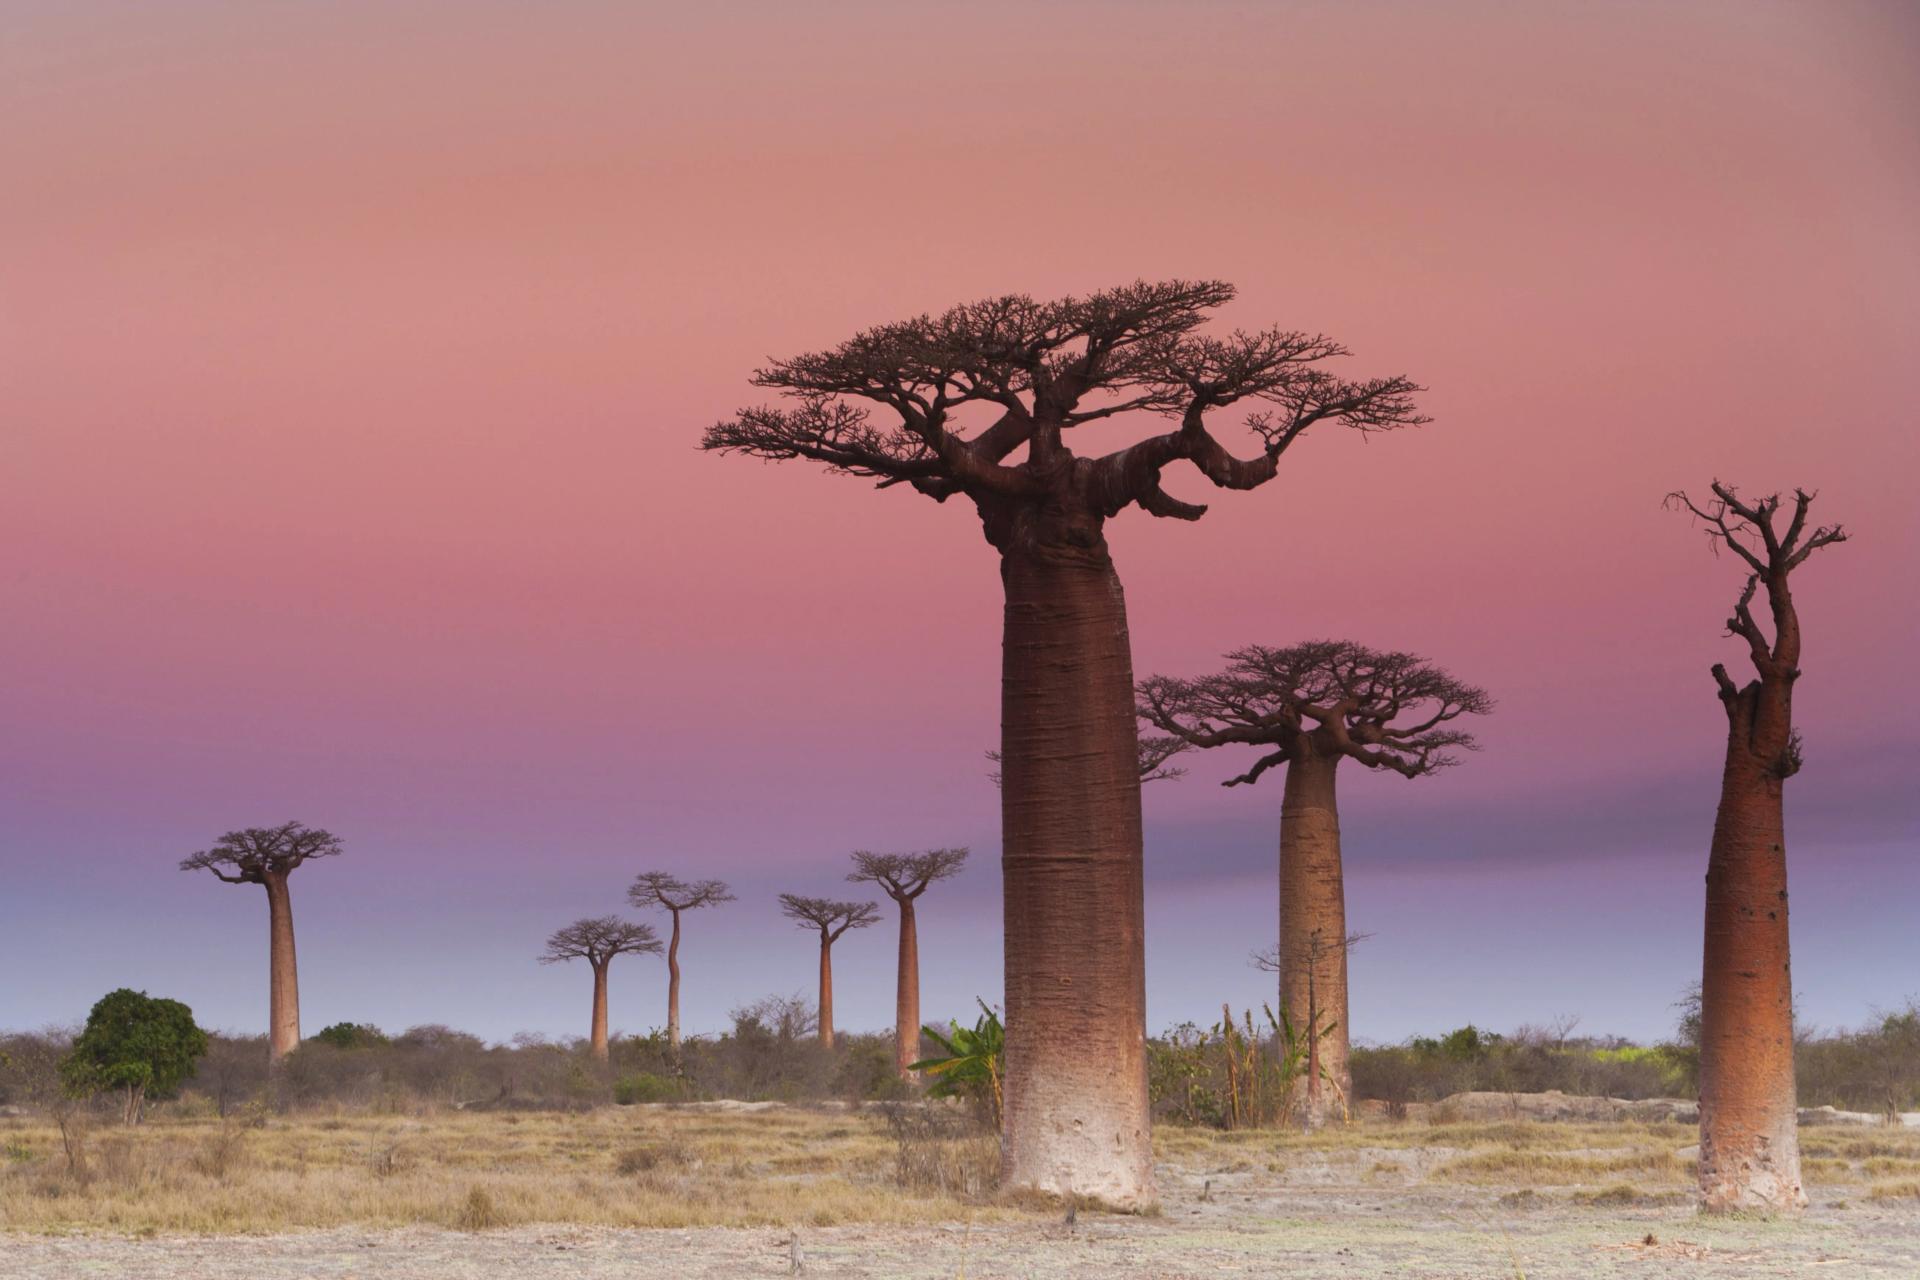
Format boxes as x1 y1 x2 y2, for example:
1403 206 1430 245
190 1124 249 1180
885 1105 998 1201
455 1185 501 1230
615 1142 693 1175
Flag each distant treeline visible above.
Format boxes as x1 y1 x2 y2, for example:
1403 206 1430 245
4 997 1916 1122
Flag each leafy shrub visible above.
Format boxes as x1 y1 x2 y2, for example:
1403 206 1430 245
612 1072 685 1105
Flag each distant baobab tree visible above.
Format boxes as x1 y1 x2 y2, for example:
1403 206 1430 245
1668 482 1847 1214
845 848 970 1077
627 872 735 1058
179 821 344 1066
777 894 881 1050
1140 642 1489 1124
538 916 662 1063
703 280 1425 1205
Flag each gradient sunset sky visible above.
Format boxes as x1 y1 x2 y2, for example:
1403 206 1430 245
4 1 1916 1047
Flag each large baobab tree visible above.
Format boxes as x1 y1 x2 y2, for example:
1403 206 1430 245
777 894 880 1049
538 916 662 1063
845 848 970 1077
1668 481 1847 1214
179 821 344 1065
1140 642 1489 1124
627 872 735 1058
703 280 1424 1204
986 736 1189 786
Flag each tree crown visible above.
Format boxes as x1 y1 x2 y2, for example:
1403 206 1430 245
539 917 663 967
1139 640 1491 786
627 871 736 913
845 848 970 900
703 281 1425 552
60 989 208 1098
777 893 882 941
179 820 343 885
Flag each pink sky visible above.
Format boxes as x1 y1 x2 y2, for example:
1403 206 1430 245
3 1 1916 1044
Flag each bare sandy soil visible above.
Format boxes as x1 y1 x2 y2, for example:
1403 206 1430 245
5 1132 1915 1279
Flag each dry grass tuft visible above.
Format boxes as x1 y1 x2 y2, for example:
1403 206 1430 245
455 1186 501 1231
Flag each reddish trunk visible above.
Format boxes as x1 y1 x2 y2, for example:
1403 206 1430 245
264 873 301 1065
1278 749 1351 1125
895 896 920 1078
1699 687 1804 1212
818 934 836 1050
589 961 611 1062
666 909 684 1057
998 543 1152 1208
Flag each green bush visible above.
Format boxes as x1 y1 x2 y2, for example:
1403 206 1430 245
310 1022 389 1051
613 1072 686 1105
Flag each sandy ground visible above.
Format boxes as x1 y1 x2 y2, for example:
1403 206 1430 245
5 1151 1913 1279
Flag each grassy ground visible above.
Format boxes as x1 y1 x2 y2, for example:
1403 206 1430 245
4 1105 1919 1277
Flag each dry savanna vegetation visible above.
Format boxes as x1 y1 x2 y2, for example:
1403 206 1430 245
7 1103 1920 1237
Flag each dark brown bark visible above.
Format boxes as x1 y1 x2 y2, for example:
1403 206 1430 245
1277 749 1350 1124
895 897 919 1077
589 960 611 1062
999 541 1152 1207
264 872 300 1065
818 934 836 1050
666 908 683 1056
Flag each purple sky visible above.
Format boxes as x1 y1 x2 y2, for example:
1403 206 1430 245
3 0 1917 1046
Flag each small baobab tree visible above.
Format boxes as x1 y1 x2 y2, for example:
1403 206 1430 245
1668 481 1847 1214
701 279 1424 1203
179 821 344 1065
627 872 736 1057
1140 642 1489 1124
777 894 881 1049
538 916 662 1063
845 848 971 1077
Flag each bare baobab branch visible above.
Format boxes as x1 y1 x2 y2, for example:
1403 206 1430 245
1669 480 1848 1214
178 820 344 1066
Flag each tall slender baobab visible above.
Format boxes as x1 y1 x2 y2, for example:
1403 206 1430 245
627 872 735 1058
1668 482 1847 1214
777 894 880 1050
538 916 662 1063
845 848 970 1077
703 280 1424 1204
179 821 344 1066
1140 642 1489 1124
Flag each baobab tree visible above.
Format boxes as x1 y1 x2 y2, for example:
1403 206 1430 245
845 848 970 1077
1668 481 1847 1214
179 821 344 1065
627 872 735 1057
538 916 662 1063
777 894 880 1050
703 280 1424 1204
1140 642 1489 1125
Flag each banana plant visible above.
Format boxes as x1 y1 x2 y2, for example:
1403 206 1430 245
910 999 1004 1126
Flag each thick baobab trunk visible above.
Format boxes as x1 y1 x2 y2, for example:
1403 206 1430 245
665 909 683 1057
589 961 611 1063
999 544 1153 1209
263 872 301 1064
818 935 836 1050
895 896 920 1078
1699 694 1805 1213
1278 751 1351 1125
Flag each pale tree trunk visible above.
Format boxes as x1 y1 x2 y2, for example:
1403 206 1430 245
999 545 1153 1209
1699 686 1805 1213
1278 750 1351 1126
818 935 836 1050
589 961 611 1063
263 873 301 1065
666 908 684 1058
895 895 920 1078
